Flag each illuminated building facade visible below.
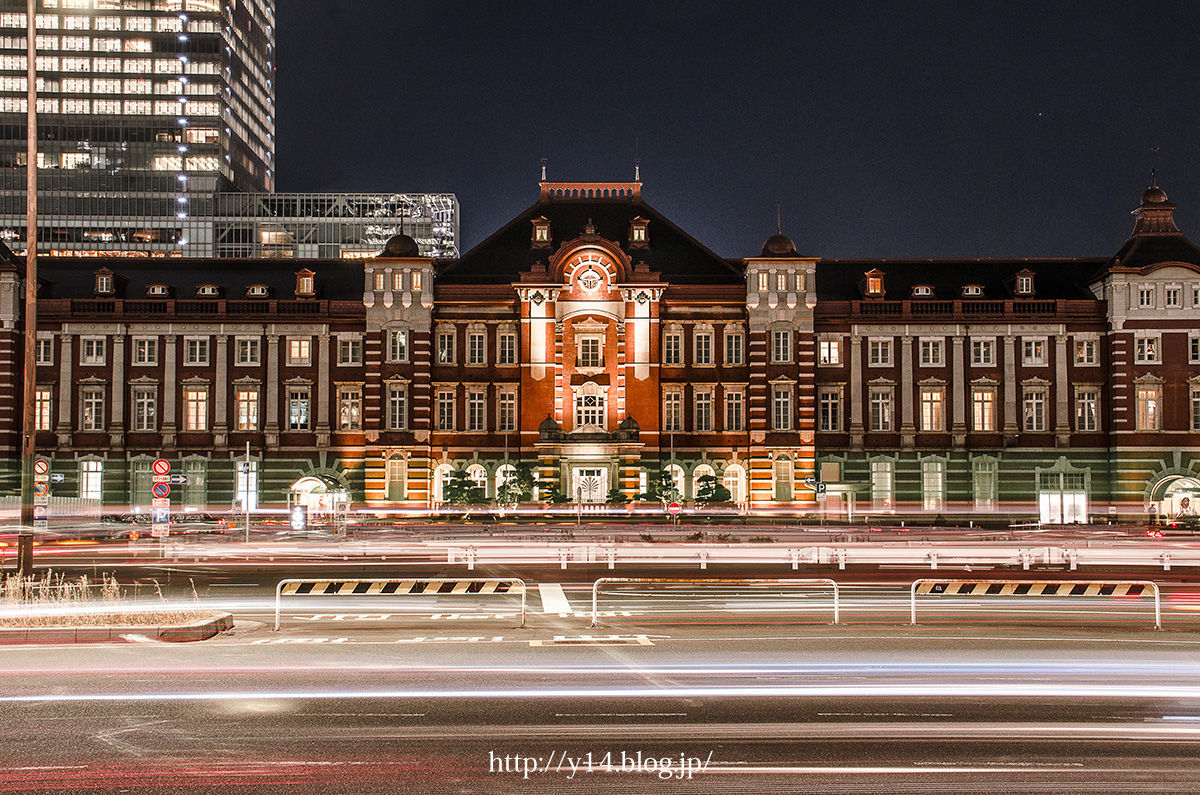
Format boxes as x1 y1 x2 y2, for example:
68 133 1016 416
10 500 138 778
2 178 1198 525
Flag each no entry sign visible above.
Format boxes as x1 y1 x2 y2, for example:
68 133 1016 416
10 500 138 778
152 458 171 476
667 502 681 516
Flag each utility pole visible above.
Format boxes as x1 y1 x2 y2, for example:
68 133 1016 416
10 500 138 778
17 0 37 576
243 440 250 542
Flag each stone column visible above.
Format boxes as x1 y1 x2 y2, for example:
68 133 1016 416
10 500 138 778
1003 335 1018 436
213 334 228 447
316 333 330 446
951 334 966 446
848 334 863 446
1054 335 1069 446
264 334 280 446
56 333 72 447
109 330 125 448
900 334 914 448
161 334 177 448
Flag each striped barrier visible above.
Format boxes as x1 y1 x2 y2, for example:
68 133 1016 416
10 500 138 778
589 577 840 628
274 577 526 630
909 578 1160 629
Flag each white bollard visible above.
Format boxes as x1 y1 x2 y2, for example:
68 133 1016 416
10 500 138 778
1162 552 1171 572
699 551 708 570
607 549 616 570
790 549 799 570
836 549 847 571
929 552 938 570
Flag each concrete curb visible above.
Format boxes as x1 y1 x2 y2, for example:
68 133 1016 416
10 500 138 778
0 612 234 645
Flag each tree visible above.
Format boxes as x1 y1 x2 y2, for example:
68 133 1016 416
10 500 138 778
496 462 535 505
695 473 731 503
605 486 629 505
440 469 486 505
637 468 681 504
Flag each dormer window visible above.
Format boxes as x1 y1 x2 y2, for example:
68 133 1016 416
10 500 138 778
962 284 983 297
531 216 551 248
246 284 269 298
864 269 885 297
912 285 933 298
629 216 649 248
411 271 422 291
295 269 315 298
196 284 219 297
1015 271 1034 295
93 269 114 296
146 284 169 297
373 272 385 292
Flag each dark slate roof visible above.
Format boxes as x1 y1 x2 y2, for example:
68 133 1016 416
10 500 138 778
34 257 365 301
814 258 1106 301
1110 233 1200 271
437 189 743 285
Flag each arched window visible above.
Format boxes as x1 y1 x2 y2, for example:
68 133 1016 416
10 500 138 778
723 464 746 505
665 463 685 500
692 464 715 499
495 464 517 502
467 464 488 498
432 463 454 504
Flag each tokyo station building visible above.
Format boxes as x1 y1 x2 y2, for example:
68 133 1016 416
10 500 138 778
4 177 1200 524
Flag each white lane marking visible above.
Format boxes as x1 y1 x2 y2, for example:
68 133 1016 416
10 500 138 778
539 583 572 615
248 637 349 645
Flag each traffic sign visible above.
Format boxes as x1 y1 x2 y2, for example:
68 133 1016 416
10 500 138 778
33 458 49 476
667 502 681 516
152 458 171 476
33 481 48 497
168 474 188 485
49 473 64 484
290 504 308 531
152 481 170 499
151 507 169 524
33 505 46 519
803 477 816 486
817 482 827 495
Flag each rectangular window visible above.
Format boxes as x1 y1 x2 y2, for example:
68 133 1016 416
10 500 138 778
81 386 104 431
972 387 996 432
467 332 486 365
694 390 713 431
132 386 156 431
235 460 257 511
919 339 943 366
287 337 310 366
574 391 606 428
392 271 404 291
1023 389 1046 432
387 385 408 430
388 329 408 362
773 388 792 431
1075 339 1097 365
974 341 993 369
338 387 362 430
757 271 769 291
182 459 206 509
818 339 840 365
869 387 892 431
287 388 310 431
871 460 894 510
972 459 997 511
724 390 744 431
436 389 455 431
1191 336 1200 364
1166 287 1181 307
80 460 103 501
776 272 787 291
922 460 944 511
81 337 105 365
772 330 792 363
1139 287 1155 308
818 387 841 432
1022 338 1045 365
35 337 53 366
694 332 713 366
337 338 362 366
1192 388 1200 432
498 332 516 365
578 337 602 368
869 339 891 366
236 338 260 365
498 391 516 432
437 330 455 364
1136 385 1161 430
35 387 51 431
236 388 258 431
133 338 157 365
1135 335 1159 363
663 391 682 432
386 458 406 501
1076 388 1099 432
724 332 743 365
920 387 944 431
184 387 208 431
185 337 208 366
663 333 682 365
466 390 485 431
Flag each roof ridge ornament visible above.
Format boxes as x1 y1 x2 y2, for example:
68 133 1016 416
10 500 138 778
585 218 596 235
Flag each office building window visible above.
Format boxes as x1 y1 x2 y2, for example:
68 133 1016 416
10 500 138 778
869 387 893 431
1076 388 1099 432
35 387 51 431
772 388 792 431
972 386 996 432
818 387 841 431
81 386 104 431
133 338 157 365
81 337 105 365
437 329 456 364
920 339 943 366
498 391 516 432
236 338 260 365
287 337 310 366
772 330 792 363
388 329 409 362
132 386 156 432
338 338 362 366
436 389 455 431
80 459 103 501
694 332 713 366
663 333 682 365
871 460 894 510
972 458 997 510
1022 388 1046 432
1023 338 1045 365
971 338 994 366
724 332 743 365
725 390 744 431
818 339 840 365
694 390 713 431
184 387 208 431
919 387 944 431
467 332 486 365
235 388 258 431
664 391 682 432
498 332 516 365
387 385 408 430
922 460 945 511
1136 385 1161 430
869 339 891 366
466 390 486 431
287 387 310 431
338 387 362 430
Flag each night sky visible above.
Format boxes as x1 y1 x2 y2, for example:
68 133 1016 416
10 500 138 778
277 1 1200 260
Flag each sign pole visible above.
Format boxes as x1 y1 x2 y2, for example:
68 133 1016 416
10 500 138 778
16 0 37 576
244 440 250 542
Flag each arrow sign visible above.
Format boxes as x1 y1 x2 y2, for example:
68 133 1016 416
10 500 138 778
50 473 64 483
168 474 188 485
152 458 171 476
152 482 170 499
803 477 816 486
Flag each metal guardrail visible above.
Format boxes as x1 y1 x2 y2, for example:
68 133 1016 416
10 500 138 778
589 577 840 627
909 578 1161 629
273 577 527 630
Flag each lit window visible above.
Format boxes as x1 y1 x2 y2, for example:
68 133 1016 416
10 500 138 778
972 387 996 432
866 275 884 294
373 272 385 291
922 460 944 511
819 339 840 365
871 460 894 510
295 273 314 296
1075 339 1097 365
1136 385 1161 431
1076 389 1099 432
338 387 362 431
287 388 310 431
236 389 258 431
920 387 944 431
184 387 208 431
80 460 103 501
387 385 408 430
757 272 768 291
35 388 52 432
772 329 792 363
287 338 311 366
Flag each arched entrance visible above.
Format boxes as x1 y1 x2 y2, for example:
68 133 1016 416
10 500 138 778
289 474 350 521
1153 476 1200 519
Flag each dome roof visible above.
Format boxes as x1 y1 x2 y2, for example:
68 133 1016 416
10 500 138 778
1142 184 1169 205
380 233 420 258
538 415 561 433
760 233 798 257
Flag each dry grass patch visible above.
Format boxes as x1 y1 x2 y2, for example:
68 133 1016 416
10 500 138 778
0 571 214 628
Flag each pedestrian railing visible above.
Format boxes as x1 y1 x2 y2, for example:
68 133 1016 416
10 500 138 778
589 577 840 627
909 578 1161 629
273 577 526 630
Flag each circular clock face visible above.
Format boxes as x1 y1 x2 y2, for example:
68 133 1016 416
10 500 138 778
579 267 602 291
569 251 612 291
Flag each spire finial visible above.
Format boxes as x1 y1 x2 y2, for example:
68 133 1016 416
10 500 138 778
1150 146 1160 187
776 200 782 235
634 159 641 181
540 158 547 181
634 136 641 181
